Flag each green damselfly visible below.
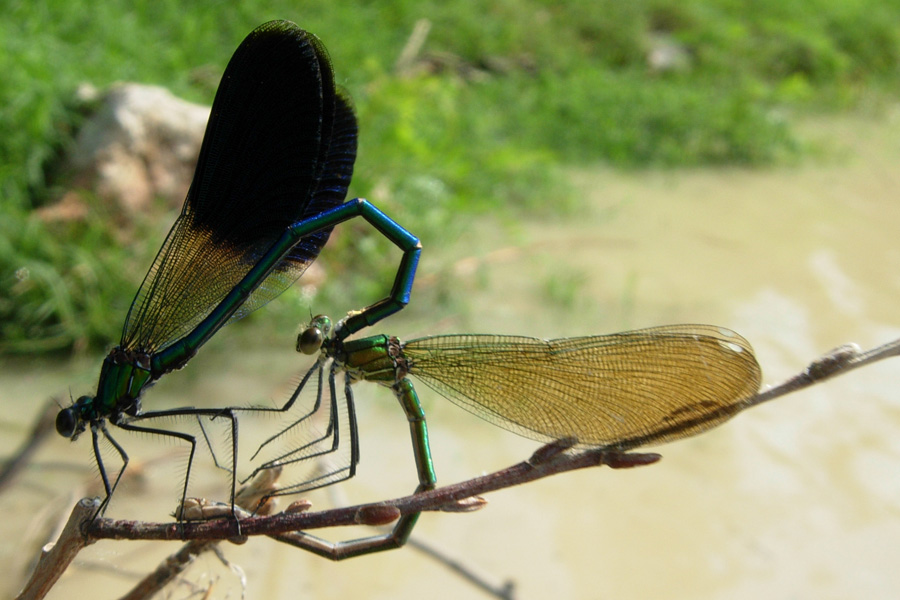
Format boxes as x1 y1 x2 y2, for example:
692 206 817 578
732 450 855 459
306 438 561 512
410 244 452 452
248 314 761 557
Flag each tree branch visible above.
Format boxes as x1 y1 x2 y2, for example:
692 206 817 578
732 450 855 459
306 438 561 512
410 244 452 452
15 498 98 600
746 338 900 409
86 443 660 542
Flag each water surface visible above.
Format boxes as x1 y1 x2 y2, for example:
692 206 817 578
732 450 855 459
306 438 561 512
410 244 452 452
3 114 899 599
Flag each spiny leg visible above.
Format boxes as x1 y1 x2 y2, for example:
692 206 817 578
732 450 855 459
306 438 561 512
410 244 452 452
196 413 231 472
249 359 328 462
241 361 347 491
241 359 350 487
277 376 435 559
253 363 360 507
90 421 130 520
344 369 361 474
120 407 241 531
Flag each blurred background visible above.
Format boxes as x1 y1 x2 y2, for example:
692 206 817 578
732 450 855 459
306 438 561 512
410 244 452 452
2 1 899 598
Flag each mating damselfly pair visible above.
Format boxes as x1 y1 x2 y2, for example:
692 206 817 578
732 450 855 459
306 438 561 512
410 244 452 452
56 20 761 556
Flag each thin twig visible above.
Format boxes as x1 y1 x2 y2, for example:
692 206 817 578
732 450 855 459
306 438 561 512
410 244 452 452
407 536 517 600
15 498 98 600
747 338 900 409
113 465 281 600
88 445 659 542
118 540 216 600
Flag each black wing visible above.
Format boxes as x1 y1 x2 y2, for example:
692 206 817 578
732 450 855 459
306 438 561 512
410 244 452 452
121 21 356 353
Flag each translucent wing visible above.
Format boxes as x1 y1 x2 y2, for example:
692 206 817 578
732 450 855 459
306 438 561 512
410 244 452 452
402 325 762 448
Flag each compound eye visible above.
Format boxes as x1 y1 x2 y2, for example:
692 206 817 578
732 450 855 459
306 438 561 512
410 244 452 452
296 327 324 355
310 314 332 337
56 407 78 438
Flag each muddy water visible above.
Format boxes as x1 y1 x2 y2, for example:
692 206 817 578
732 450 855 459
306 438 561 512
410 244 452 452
3 114 899 599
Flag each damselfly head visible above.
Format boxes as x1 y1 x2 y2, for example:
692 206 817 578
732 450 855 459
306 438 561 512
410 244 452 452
56 397 89 439
296 314 333 355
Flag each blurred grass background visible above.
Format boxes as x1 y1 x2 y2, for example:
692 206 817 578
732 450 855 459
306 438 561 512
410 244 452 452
2 0 899 354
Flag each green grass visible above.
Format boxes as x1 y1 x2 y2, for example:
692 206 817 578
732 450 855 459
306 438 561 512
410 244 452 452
2 0 900 354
